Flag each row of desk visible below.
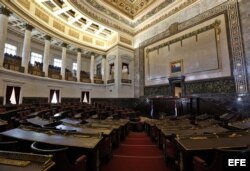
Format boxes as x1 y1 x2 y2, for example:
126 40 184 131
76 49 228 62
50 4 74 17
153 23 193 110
144 116 250 171
0 116 129 171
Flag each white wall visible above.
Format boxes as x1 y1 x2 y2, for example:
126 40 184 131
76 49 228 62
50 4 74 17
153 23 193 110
105 45 134 97
0 69 106 104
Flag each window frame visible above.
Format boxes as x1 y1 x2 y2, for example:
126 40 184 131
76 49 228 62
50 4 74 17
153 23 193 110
53 58 62 68
30 52 43 65
4 43 17 56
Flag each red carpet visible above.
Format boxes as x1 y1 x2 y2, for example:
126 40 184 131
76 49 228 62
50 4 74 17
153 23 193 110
113 145 162 156
101 132 175 171
122 138 154 145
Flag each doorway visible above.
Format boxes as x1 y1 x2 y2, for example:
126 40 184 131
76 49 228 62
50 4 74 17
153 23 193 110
168 76 186 97
173 82 182 97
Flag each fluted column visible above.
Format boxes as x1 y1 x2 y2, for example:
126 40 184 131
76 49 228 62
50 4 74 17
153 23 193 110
43 35 51 77
0 7 10 67
90 53 95 83
101 56 106 83
61 43 67 80
77 48 82 82
21 24 33 73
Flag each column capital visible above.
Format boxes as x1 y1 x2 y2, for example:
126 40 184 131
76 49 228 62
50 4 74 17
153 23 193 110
0 7 11 16
90 52 96 57
25 24 34 31
44 35 51 41
77 48 82 53
61 43 68 48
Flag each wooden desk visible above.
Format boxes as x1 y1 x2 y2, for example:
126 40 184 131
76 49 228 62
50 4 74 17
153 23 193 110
228 119 250 130
86 119 130 147
27 109 52 118
26 117 62 128
56 124 112 136
175 132 250 151
161 125 228 137
1 128 102 171
26 117 52 127
0 109 24 120
0 150 54 171
60 118 81 125
174 131 250 171
1 128 101 149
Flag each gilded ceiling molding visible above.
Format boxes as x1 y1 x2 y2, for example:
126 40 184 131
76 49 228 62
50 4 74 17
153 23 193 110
84 0 177 27
135 0 198 34
101 0 156 19
1 0 110 53
71 0 198 36
139 0 248 94
69 0 134 36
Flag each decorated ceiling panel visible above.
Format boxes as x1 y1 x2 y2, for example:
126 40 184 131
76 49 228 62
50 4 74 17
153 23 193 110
101 0 156 19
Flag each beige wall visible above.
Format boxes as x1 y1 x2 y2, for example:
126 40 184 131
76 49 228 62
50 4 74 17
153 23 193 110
144 14 231 86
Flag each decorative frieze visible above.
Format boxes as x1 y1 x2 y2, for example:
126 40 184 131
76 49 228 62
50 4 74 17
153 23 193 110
96 40 105 47
17 0 30 10
135 0 198 35
35 8 49 23
82 35 93 43
227 0 248 93
53 21 65 32
69 29 79 39
120 36 132 45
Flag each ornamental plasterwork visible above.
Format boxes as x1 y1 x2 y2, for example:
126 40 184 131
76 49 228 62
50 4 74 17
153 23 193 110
83 0 180 27
227 0 248 93
101 0 156 19
70 0 198 35
138 0 248 94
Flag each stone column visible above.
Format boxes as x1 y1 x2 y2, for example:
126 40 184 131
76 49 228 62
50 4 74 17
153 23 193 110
90 53 95 83
101 56 106 83
0 7 10 67
77 48 82 82
61 43 67 80
43 35 51 77
21 24 33 73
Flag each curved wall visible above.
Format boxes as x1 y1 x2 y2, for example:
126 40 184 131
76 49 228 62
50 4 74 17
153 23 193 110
0 68 106 104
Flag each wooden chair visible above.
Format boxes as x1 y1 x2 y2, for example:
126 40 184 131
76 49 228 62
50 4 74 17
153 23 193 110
31 142 86 171
193 147 250 171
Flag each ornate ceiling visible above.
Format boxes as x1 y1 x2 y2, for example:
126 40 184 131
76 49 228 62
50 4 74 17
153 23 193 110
1 0 198 51
101 0 157 19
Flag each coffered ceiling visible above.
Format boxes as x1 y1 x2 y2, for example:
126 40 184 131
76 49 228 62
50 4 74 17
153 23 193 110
101 0 157 19
1 0 197 51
